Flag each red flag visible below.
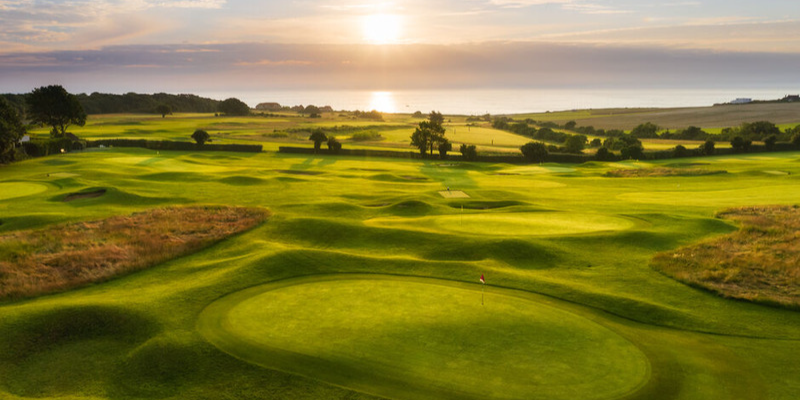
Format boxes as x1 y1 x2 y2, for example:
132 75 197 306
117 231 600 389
480 274 485 284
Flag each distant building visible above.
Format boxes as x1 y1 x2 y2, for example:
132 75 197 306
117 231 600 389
730 98 752 104
19 135 31 143
255 102 282 111
782 95 799 102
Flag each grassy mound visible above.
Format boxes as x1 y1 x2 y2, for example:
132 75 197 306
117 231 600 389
367 212 636 237
0 206 270 301
1 306 158 397
606 168 727 177
652 205 800 308
199 275 649 400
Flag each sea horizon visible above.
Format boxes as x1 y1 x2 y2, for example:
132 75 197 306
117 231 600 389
194 88 798 116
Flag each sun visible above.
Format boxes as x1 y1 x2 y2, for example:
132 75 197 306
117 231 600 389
362 14 402 44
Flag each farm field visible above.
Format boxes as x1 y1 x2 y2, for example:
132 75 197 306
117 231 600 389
1 137 800 399
517 102 800 131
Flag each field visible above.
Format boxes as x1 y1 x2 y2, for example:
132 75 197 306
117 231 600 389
2 113 800 400
516 102 800 131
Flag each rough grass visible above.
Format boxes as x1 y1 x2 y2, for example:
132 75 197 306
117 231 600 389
606 168 727 177
0 206 269 301
652 205 800 308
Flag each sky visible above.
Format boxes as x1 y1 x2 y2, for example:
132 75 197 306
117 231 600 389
1 0 800 95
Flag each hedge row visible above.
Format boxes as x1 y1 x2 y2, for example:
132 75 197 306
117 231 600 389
87 139 262 153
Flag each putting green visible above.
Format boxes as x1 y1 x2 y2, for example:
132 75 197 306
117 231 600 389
366 212 636 236
0 182 49 201
199 275 649 400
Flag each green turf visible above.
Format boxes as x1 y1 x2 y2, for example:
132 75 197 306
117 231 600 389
199 275 649 400
2 118 800 400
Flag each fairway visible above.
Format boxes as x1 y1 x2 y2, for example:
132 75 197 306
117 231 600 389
199 275 649 400
366 212 637 236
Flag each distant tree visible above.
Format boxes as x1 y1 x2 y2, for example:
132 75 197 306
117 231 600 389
412 111 424 118
764 135 778 151
327 136 342 154
594 147 613 161
793 133 800 149
563 135 587 154
673 145 689 158
156 104 172 118
564 120 577 130
410 114 446 156
620 145 644 160
438 139 452 159
304 105 321 118
730 136 752 153
309 130 328 153
217 98 250 116
678 126 707 140
700 140 716 156
589 138 602 148
191 129 210 145
630 122 660 138
460 144 477 161
428 110 445 125
0 97 25 163
740 121 780 139
520 141 548 163
27 85 87 137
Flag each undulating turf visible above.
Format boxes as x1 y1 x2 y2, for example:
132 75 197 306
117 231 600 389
2 114 800 400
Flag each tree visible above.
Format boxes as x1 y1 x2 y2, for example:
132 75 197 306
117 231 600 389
303 105 321 118
793 133 800 149
620 145 644 160
156 104 172 118
730 136 752 153
764 135 778 151
460 144 477 161
428 111 444 125
412 111 424 118
630 122 660 138
410 119 446 156
327 136 342 154
673 145 689 158
594 147 613 161
191 129 210 145
589 138 602 148
217 98 250 116
564 120 577 130
520 141 548 163
438 139 452 159
309 130 328 153
700 140 715 156
0 97 25 163
564 135 587 154
27 85 87 137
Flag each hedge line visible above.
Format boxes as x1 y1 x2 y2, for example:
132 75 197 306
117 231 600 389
87 139 262 153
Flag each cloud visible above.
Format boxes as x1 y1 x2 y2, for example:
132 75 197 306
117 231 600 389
2 42 799 94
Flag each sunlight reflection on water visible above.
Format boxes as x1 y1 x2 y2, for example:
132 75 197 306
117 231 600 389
368 91 397 113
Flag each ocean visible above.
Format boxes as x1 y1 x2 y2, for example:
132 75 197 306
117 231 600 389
195 88 796 115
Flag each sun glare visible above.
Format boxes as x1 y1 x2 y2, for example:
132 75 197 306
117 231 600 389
368 91 397 113
362 14 402 44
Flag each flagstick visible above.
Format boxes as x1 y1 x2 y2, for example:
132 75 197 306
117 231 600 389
481 283 484 306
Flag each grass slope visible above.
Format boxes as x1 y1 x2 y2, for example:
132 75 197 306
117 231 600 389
1 142 799 399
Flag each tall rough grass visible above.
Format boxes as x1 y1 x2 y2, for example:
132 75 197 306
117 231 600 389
0 206 270 301
652 205 800 308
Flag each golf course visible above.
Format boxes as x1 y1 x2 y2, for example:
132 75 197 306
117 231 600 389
1 112 799 400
